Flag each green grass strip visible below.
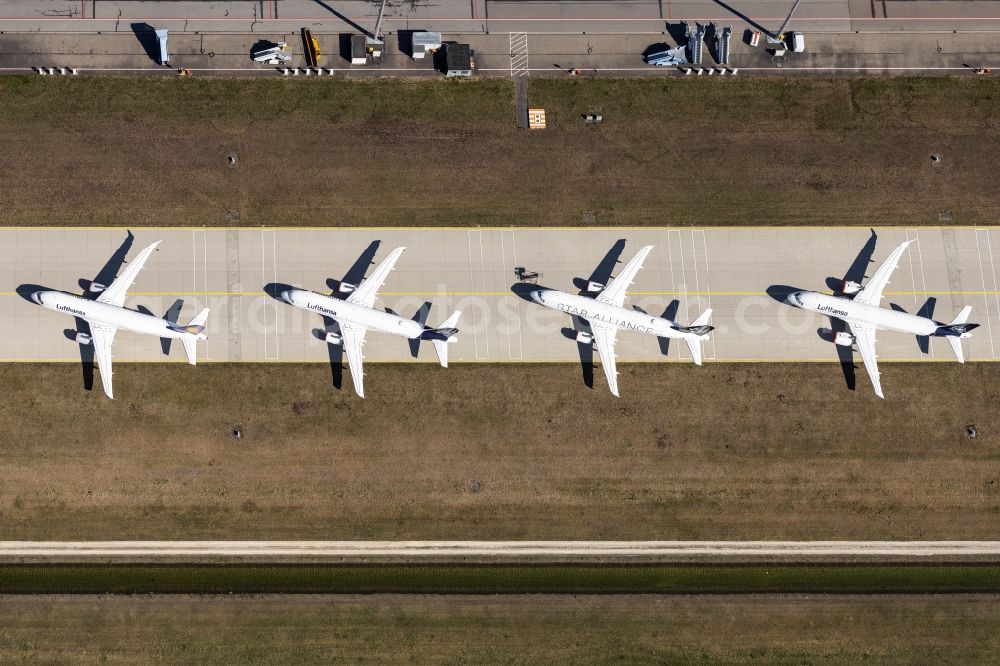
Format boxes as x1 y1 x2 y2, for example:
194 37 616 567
2 565 998 594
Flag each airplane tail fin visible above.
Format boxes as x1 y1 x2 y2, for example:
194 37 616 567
179 307 210 365
674 309 713 366
188 307 211 330
934 306 978 363
421 310 461 368
952 306 972 325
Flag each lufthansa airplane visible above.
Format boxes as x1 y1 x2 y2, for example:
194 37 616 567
525 245 714 397
277 247 461 398
782 239 979 399
27 240 209 399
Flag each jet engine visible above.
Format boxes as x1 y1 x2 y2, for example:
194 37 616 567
839 280 862 295
88 282 107 293
575 331 594 344
73 331 93 345
337 282 358 294
324 331 343 345
586 281 605 293
833 331 854 347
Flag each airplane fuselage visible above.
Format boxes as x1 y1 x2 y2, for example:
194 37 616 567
790 290 961 337
33 290 204 340
283 288 425 339
530 289 708 340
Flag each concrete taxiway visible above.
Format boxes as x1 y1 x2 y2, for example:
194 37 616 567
2 540 999 563
4 227 1000 367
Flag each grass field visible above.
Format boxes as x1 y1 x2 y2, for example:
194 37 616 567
2 76 999 227
3 564 999 594
1 362 997 540
2 594 999 664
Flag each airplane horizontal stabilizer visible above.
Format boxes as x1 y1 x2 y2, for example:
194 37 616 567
180 308 209 365
681 309 714 366
426 311 461 367
181 337 198 365
431 340 449 368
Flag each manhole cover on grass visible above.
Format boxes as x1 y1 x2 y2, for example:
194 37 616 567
226 210 241 222
939 211 953 221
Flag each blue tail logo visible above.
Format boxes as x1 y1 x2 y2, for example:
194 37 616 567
934 323 980 337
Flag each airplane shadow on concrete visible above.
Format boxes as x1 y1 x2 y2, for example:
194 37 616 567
387 302 432 359
80 230 134 297
18 231 135 395
137 297 184 356
511 239 629 392
824 228 877 295
892 297 937 354
326 240 380 296
634 300 680 356
766 284 859 392
314 319 345 391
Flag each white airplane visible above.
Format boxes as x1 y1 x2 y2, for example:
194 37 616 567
524 245 714 397
27 241 209 400
783 239 979 399
277 247 461 398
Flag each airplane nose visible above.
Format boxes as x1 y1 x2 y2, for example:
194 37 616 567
529 290 544 304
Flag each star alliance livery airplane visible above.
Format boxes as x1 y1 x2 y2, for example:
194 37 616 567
782 239 979 399
277 247 461 398
525 245 714 397
27 240 209 400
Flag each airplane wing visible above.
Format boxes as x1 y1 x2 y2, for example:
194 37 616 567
849 320 884 399
591 322 620 397
597 245 653 308
96 240 161 308
854 240 914 307
341 324 368 398
89 322 118 400
347 247 405 309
